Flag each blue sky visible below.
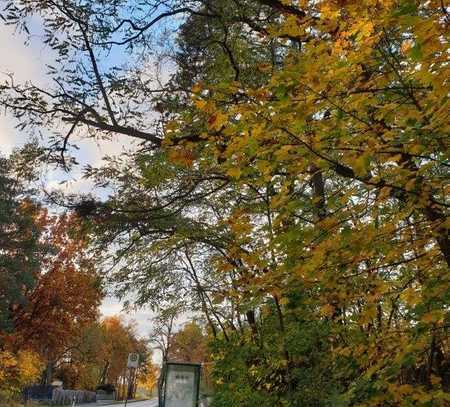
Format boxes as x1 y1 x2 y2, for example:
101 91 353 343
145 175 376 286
0 20 156 340
0 5 192 364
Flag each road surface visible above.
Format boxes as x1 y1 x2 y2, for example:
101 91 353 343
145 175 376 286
77 400 157 407
114 401 157 407
110 401 157 407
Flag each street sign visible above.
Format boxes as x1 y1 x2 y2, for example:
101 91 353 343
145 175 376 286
127 353 139 369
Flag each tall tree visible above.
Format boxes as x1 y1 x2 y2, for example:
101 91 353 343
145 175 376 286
95 316 150 399
54 316 151 393
168 320 208 364
0 158 45 332
9 213 103 384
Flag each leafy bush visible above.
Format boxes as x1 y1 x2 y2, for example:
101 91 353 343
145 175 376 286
0 350 43 403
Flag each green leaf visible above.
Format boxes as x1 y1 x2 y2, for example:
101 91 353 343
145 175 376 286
409 42 422 61
393 2 418 17
274 84 288 101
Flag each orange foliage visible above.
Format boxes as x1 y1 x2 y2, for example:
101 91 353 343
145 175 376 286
6 213 102 363
168 321 209 364
137 362 158 392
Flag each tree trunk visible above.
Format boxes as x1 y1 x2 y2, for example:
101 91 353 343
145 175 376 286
42 360 53 385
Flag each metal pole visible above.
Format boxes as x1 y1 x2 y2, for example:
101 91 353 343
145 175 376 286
133 367 138 399
124 378 128 407
124 368 133 407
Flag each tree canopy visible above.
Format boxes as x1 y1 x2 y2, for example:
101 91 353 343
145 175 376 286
0 0 449 405
0 158 45 331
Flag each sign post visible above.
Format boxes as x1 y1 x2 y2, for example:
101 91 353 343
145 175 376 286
124 353 140 407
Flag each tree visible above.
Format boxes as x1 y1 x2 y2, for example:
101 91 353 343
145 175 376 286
149 307 179 364
0 157 45 331
167 2 450 404
0 350 43 402
168 2 450 404
8 213 103 384
137 361 158 398
52 316 151 394
93 316 151 400
168 320 208 364
1 0 449 405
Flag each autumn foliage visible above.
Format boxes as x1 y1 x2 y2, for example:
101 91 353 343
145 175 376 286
0 350 43 401
0 205 103 399
0 0 449 405
168 321 208 365
10 214 101 361
168 1 449 403
0 160 154 402
170 1 448 404
56 316 152 396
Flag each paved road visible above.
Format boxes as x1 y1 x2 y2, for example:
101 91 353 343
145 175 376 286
77 400 157 407
114 401 157 407
111 401 157 407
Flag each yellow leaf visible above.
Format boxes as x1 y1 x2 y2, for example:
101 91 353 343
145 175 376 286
430 374 441 386
208 112 228 131
359 304 377 324
401 287 420 306
275 145 292 160
258 63 272 72
252 124 265 139
409 143 424 154
194 99 207 110
359 21 374 39
401 39 414 55
320 3 340 19
353 155 369 176
378 187 391 201
390 154 403 163
405 178 416 191
320 304 335 317
167 147 194 167
227 167 241 179
421 311 444 324
192 82 202 93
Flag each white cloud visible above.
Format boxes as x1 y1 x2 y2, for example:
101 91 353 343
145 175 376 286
74 134 137 169
0 25 45 82
100 296 163 364
0 115 19 156
0 23 162 343
0 24 45 155
100 296 155 337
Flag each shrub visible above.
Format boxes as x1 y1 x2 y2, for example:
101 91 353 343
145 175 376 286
0 350 43 403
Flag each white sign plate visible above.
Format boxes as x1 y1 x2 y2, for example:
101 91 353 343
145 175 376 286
127 353 139 368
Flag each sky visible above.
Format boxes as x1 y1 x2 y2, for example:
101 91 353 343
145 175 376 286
0 21 155 340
